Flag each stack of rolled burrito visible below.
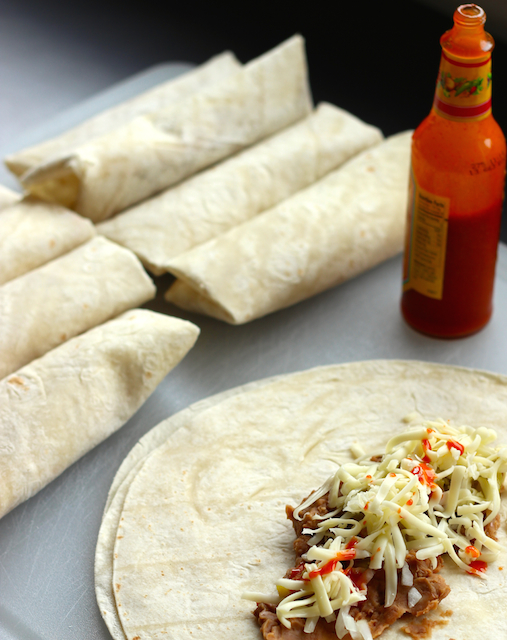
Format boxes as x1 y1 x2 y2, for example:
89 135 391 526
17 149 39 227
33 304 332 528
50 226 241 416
4 34 411 327
0 228 201 518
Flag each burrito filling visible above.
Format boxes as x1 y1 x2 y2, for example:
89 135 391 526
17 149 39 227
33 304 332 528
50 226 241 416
245 419 507 639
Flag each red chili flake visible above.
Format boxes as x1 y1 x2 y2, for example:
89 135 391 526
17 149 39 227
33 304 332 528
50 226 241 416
422 439 432 463
389 473 397 478
465 545 480 558
411 461 437 489
364 502 369 511
366 474 372 479
346 537 358 549
407 498 413 506
426 428 434 434
446 440 465 456
308 550 356 579
468 560 488 575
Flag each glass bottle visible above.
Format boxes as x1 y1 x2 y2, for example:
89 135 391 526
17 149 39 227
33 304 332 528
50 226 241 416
401 4 506 338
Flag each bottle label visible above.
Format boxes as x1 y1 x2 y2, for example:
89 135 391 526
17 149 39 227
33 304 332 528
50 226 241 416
403 170 450 300
433 51 492 121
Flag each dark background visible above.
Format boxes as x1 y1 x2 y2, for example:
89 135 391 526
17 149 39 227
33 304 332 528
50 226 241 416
4 0 503 134
2 0 507 241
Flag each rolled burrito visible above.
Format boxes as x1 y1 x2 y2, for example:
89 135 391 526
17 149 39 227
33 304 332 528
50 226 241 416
0 308 200 521
165 131 412 324
21 35 312 222
0 184 21 210
4 52 240 178
0 235 155 379
0 196 95 285
97 103 383 274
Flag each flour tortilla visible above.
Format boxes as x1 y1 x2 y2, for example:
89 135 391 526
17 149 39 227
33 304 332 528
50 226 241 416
95 375 282 640
0 196 95 285
95 360 507 640
0 184 21 210
4 52 240 178
164 131 411 324
21 35 312 222
0 308 199 521
0 235 155 380
96 103 382 274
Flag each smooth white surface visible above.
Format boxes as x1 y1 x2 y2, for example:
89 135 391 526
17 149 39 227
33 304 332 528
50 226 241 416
0 64 507 640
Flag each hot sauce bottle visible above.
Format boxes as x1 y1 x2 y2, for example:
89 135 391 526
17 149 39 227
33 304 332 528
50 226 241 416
401 4 506 338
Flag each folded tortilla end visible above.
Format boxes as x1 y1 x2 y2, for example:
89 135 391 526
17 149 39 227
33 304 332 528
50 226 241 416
21 156 80 210
165 278 240 324
3 156 27 177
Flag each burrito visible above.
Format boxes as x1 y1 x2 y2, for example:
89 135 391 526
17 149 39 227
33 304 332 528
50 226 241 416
165 131 411 324
4 52 240 178
0 196 95 285
0 308 199 521
94 360 507 640
97 103 383 274
0 184 21 210
0 235 155 379
20 35 312 222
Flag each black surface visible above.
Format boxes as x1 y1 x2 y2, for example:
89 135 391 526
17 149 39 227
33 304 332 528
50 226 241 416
4 0 507 242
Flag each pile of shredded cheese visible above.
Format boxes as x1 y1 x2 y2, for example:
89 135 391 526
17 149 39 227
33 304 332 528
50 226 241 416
244 418 507 640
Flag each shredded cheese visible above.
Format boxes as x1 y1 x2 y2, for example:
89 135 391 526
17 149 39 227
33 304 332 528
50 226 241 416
244 419 507 640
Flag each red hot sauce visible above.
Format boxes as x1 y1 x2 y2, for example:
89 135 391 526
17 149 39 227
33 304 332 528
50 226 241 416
401 4 506 338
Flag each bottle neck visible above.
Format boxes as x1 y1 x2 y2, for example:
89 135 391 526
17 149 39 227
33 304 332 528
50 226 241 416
432 5 494 122
433 50 492 121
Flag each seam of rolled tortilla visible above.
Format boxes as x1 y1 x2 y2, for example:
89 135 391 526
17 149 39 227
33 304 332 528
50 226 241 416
0 308 200 521
0 196 96 285
164 131 413 324
20 35 313 222
0 235 156 379
96 102 383 274
0 184 21 210
4 51 241 178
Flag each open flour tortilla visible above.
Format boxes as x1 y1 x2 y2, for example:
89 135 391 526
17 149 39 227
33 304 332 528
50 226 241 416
0 184 21 210
95 360 507 640
4 52 240 178
95 375 284 640
97 103 382 274
0 235 155 379
165 131 411 324
0 196 95 285
0 308 199 521
21 35 312 222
